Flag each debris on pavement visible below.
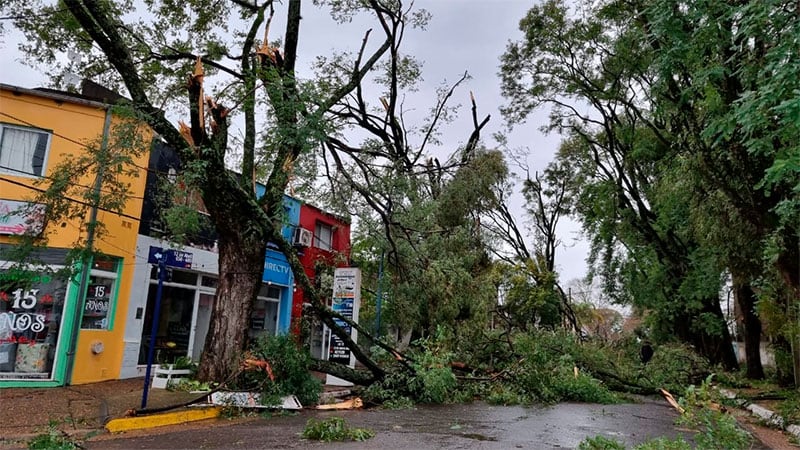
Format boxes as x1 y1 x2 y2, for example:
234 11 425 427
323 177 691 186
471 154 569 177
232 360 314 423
659 388 685 414
316 397 364 410
209 391 302 410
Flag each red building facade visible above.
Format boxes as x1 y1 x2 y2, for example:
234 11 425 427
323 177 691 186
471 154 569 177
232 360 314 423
291 203 351 330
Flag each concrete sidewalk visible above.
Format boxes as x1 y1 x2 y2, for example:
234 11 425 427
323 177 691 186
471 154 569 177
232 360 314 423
0 377 352 448
0 378 202 446
719 388 800 442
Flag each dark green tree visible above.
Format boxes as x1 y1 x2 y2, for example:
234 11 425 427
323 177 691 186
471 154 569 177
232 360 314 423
500 0 739 369
641 0 800 380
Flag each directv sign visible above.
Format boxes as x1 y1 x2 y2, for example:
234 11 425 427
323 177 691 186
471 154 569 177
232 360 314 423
262 249 292 286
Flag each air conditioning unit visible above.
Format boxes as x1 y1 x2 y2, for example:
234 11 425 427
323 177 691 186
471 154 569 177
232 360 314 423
292 227 313 247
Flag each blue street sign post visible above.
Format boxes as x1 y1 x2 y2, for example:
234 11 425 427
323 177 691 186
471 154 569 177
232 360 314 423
141 247 193 409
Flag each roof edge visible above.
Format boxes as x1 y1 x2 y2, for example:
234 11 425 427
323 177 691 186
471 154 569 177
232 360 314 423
0 83 109 109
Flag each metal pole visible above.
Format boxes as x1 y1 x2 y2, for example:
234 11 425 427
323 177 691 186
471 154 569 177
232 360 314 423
64 106 112 385
375 251 384 337
141 256 167 409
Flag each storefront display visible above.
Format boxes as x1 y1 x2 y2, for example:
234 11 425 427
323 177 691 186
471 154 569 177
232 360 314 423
81 277 115 329
0 270 67 379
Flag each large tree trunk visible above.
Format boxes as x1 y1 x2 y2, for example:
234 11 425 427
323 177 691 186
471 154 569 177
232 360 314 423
197 232 266 381
195 166 269 382
733 275 764 379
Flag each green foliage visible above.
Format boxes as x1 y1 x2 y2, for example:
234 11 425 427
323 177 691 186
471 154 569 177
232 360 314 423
301 417 374 442
360 369 417 407
494 332 618 404
775 390 800 425
485 386 524 406
579 435 697 450
381 395 416 410
578 379 752 450
236 334 322 407
169 378 211 392
27 422 79 450
406 330 458 404
362 330 458 405
633 437 692 450
579 435 694 450
171 356 197 371
492 260 564 331
344 148 506 345
676 377 752 450
577 435 626 450
639 343 712 395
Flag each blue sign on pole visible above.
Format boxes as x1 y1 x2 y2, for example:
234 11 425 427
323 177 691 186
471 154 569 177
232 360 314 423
147 246 193 268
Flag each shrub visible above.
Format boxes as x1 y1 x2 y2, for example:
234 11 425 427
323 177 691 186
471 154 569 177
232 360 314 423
301 417 374 442
236 334 322 406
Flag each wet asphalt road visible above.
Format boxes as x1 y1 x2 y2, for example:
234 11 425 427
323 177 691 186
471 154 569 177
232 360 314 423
86 398 771 449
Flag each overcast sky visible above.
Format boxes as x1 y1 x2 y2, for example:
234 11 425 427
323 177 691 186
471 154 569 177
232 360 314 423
0 0 590 282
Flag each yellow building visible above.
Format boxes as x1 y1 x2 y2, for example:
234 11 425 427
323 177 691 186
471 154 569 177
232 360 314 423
0 83 150 386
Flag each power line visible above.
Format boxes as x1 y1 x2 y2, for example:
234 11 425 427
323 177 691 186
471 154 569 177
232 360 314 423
0 175 141 221
0 163 149 201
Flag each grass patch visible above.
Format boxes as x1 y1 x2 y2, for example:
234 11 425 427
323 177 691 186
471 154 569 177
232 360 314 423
27 422 80 450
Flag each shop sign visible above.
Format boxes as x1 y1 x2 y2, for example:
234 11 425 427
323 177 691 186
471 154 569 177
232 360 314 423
328 297 354 365
0 199 45 236
262 250 292 286
327 268 361 366
84 284 110 314
0 290 49 336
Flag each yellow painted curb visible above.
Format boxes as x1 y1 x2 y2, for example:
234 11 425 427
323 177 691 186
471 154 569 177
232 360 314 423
105 406 221 433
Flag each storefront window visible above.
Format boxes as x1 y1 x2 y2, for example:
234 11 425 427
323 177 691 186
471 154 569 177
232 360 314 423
138 284 195 365
80 259 119 330
0 269 67 379
250 284 280 338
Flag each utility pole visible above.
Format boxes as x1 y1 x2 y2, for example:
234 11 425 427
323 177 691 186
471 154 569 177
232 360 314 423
64 106 112 385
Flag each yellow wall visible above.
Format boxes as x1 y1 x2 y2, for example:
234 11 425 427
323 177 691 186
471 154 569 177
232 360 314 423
0 86 151 384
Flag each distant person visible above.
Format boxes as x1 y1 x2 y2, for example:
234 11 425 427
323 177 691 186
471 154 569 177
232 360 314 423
640 341 654 365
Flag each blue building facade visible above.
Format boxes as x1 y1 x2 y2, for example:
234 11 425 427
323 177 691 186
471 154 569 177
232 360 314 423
255 189 301 334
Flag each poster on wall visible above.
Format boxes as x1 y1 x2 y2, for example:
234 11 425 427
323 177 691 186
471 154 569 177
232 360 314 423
326 268 360 385
328 297 354 365
0 199 45 236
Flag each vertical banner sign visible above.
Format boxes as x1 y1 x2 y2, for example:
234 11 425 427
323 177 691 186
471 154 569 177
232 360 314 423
327 268 361 367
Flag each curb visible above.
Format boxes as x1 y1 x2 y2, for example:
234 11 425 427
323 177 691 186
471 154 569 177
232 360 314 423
105 406 221 433
718 388 800 440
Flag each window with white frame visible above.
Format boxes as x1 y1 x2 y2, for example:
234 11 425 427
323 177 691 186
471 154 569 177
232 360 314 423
314 222 333 251
0 124 51 177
